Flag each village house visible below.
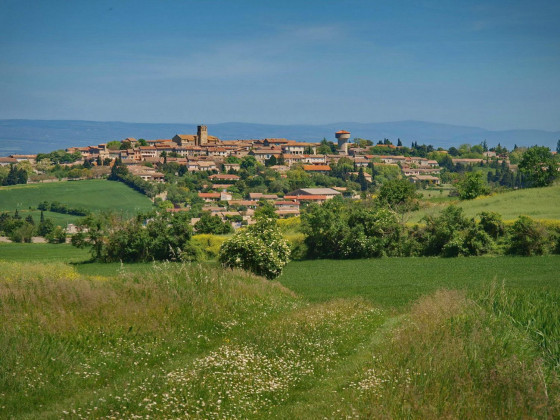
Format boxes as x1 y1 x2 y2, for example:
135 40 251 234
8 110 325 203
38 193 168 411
209 174 240 183
249 148 283 163
286 187 341 199
303 154 327 164
303 164 331 174
223 163 240 172
410 175 441 185
248 192 279 201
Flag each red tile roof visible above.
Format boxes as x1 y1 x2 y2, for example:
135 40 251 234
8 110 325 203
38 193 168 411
303 165 331 171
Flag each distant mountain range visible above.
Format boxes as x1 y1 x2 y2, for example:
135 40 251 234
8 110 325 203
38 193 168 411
0 119 558 156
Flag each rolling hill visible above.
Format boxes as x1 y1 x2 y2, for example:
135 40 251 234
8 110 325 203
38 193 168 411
412 184 560 222
0 179 154 225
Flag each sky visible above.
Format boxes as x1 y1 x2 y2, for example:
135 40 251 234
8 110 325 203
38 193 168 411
1 0 559 131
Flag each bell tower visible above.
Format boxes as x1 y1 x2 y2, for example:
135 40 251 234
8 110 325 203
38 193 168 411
197 125 208 146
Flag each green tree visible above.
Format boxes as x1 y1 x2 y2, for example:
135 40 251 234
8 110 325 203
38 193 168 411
377 178 420 216
456 172 489 200
507 216 552 256
254 200 278 220
38 217 54 237
357 168 368 191
519 146 558 187
241 155 259 172
46 226 66 244
264 155 277 167
219 218 291 279
225 155 241 164
194 212 233 234
106 140 121 150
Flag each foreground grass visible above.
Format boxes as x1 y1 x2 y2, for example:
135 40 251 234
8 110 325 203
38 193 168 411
0 262 386 418
1 259 559 418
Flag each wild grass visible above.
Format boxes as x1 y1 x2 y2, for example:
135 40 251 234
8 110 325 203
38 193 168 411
1 259 559 418
335 290 560 419
0 262 297 418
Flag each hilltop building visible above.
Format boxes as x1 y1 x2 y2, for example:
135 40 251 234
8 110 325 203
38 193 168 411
172 125 220 147
335 130 351 154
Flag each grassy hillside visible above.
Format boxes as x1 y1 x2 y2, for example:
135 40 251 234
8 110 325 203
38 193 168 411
1 260 558 418
0 179 153 225
411 184 560 222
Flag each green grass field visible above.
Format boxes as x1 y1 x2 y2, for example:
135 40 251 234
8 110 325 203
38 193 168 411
412 184 560 222
278 256 560 308
0 179 154 224
0 243 89 262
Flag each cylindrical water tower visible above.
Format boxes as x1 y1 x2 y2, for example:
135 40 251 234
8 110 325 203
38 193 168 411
335 130 351 154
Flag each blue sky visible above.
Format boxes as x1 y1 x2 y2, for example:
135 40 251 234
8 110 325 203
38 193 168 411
1 0 559 130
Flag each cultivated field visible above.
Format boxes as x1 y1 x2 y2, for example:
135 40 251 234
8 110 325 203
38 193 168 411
1 252 559 418
0 179 153 225
411 184 560 222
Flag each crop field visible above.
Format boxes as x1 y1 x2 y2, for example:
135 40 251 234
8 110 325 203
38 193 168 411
0 179 153 224
0 243 89 263
278 256 560 308
411 184 560 222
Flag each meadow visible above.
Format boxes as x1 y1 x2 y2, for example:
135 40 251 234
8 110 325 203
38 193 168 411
0 246 559 418
410 184 560 222
0 179 154 225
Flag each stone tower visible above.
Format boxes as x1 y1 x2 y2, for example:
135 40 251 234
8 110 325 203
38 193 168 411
197 125 208 146
335 130 351 154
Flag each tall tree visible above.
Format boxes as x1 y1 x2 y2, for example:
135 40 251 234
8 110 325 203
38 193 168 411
518 146 558 187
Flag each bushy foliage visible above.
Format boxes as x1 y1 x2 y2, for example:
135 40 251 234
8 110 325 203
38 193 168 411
36 149 82 164
518 146 558 187
420 206 495 257
38 200 90 216
456 172 489 200
478 211 506 239
194 212 233 234
301 199 404 259
71 211 195 262
46 226 66 244
376 178 420 215
219 218 291 279
1 165 28 186
507 216 552 256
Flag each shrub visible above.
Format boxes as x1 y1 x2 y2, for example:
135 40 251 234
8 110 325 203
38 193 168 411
507 216 552 256
191 234 228 260
456 172 489 200
46 226 66 244
478 211 505 239
9 223 34 243
219 218 291 279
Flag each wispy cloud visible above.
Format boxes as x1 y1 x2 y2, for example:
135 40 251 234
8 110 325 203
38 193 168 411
111 24 345 81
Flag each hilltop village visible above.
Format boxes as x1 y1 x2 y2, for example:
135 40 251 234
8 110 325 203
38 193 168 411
0 125 530 228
